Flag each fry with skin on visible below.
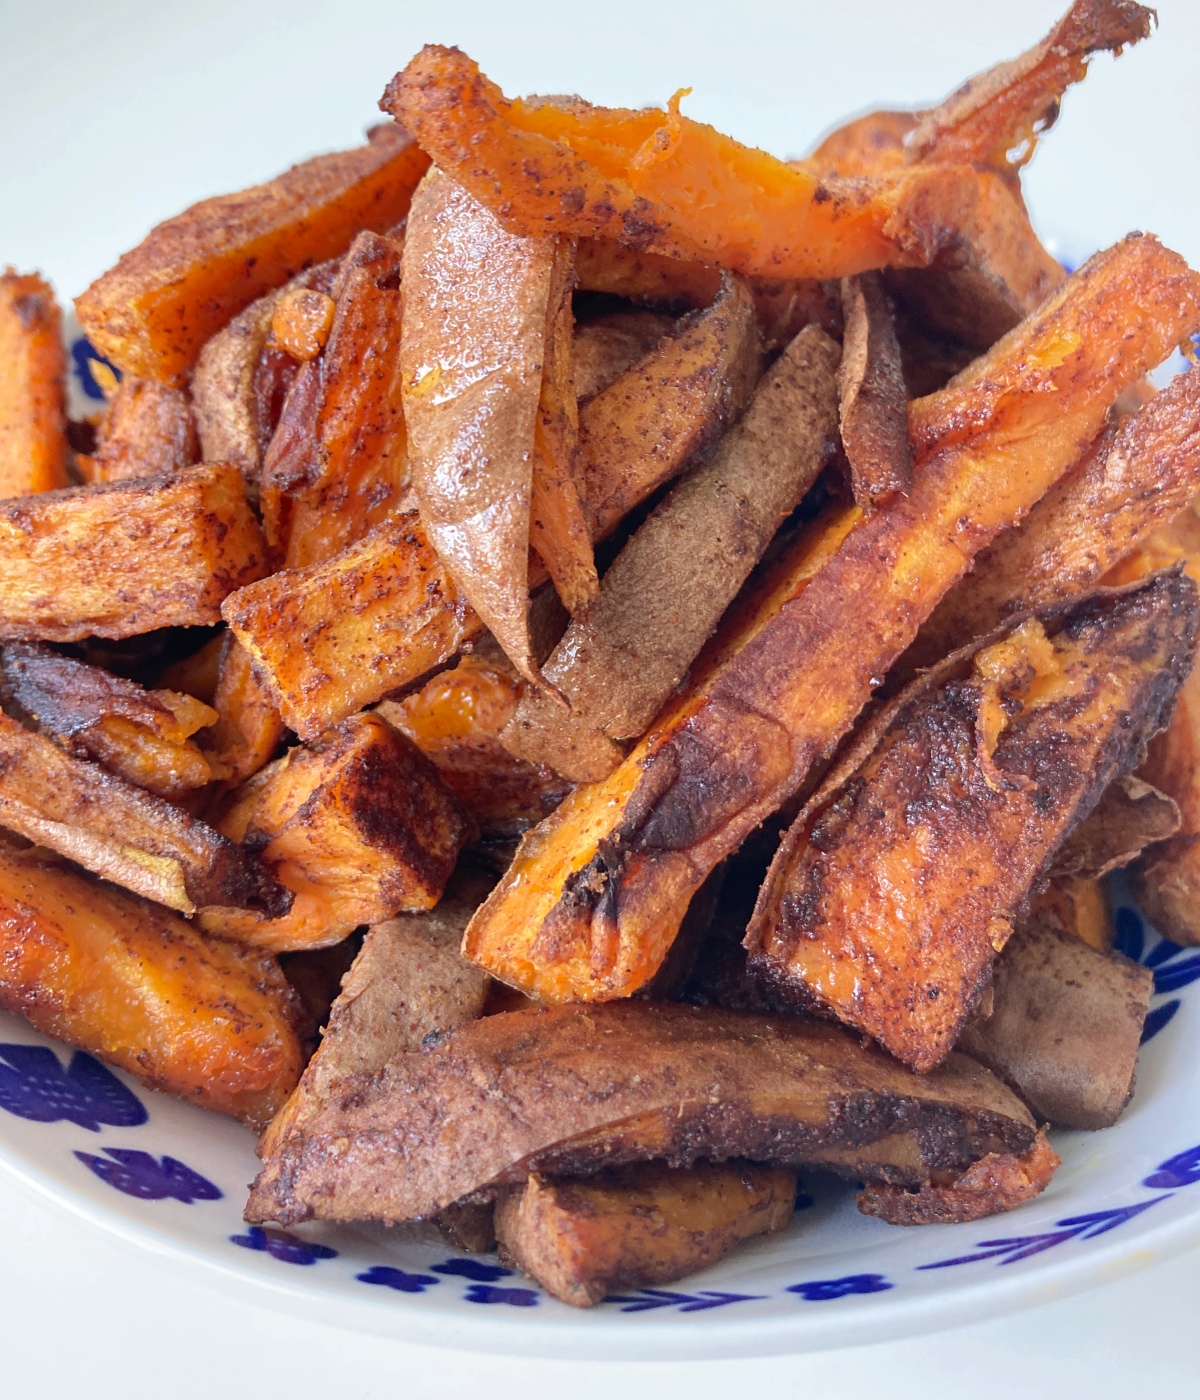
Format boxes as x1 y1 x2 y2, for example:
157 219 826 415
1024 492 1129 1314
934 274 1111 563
0 270 70 497
462 235 1200 1004
838 272 912 505
0 840 303 1128
76 123 429 385
383 48 978 282
0 464 269 642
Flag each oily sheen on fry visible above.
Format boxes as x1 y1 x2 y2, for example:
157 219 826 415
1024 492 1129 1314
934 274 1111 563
463 235 1200 1003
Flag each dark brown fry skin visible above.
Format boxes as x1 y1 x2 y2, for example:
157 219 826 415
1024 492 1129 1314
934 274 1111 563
82 376 197 483
857 1131 1060 1226
502 324 840 781
1050 773 1179 880
462 235 1200 1004
496 1161 797 1308
746 573 1197 1072
905 367 1200 679
0 839 303 1129
572 309 676 402
246 1001 1035 1226
0 711 288 915
958 923 1152 1130
0 270 70 497
0 464 269 642
76 124 430 385
838 272 912 505
224 279 758 740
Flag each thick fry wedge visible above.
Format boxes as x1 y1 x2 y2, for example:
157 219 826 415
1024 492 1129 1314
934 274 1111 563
199 636 286 787
224 279 758 740
199 713 472 953
1 643 218 799
906 366 1200 676
0 464 268 642
76 124 429 385
745 574 1196 1072
502 324 840 781
496 1162 797 1308
81 376 197 483
0 840 302 1128
0 711 287 915
379 657 571 835
401 168 561 681
246 1001 1035 1226
463 235 1200 1004
838 272 912 505
0 270 70 497
383 48 978 281
263 231 410 567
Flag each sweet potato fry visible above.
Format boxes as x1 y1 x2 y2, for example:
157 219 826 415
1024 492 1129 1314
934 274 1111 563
0 270 70 497
572 307 676 402
0 464 268 642
192 260 339 491
1028 875 1114 951
247 1000 1035 1226
857 1131 1060 1226
400 166 560 682
1 643 219 799
199 636 286 787
838 272 912 505
502 324 840 781
746 575 1195 1072
199 714 472 953
0 840 302 1128
225 279 758 739
378 657 571 835
496 1161 797 1308
959 923 1152 1130
76 124 429 385
907 366 1200 676
1050 772 1180 880
383 49 978 282
463 235 1200 1004
262 231 411 567
81 376 197 484
574 239 721 310
258 865 492 1158
0 711 286 914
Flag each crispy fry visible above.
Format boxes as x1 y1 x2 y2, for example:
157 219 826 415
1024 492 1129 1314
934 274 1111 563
0 270 70 497
383 48 978 281
0 712 286 915
0 840 302 1128
0 464 268 642
378 657 571 835
838 272 912 505
959 924 1152 1130
1028 874 1115 951
857 1131 1060 1226
463 235 1200 1004
263 231 411 567
1051 773 1180 880
745 575 1195 1072
572 307 676 402
502 325 840 781
199 713 472 952
1 643 219 799
225 279 758 740
76 124 429 385
81 376 197 484
199 636 286 787
496 1162 797 1308
906 366 1200 677
246 1001 1035 1226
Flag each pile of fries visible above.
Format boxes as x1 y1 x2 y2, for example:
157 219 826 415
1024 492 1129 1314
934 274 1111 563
4 0 1200 1307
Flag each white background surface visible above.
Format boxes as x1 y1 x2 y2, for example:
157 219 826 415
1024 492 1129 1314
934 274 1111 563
2 0 1199 1392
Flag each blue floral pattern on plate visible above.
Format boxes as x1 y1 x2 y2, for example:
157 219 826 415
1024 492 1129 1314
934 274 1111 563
76 1147 223 1203
231 1226 338 1266
0 1044 147 1131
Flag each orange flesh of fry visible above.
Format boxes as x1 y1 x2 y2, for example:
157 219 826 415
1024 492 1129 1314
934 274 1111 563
463 235 1200 1002
383 47 980 281
0 270 70 497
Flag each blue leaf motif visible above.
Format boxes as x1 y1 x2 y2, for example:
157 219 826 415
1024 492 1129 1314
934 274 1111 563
0 1044 147 1131
1113 906 1145 962
788 1274 893 1302
918 1197 1167 1269
1143 1144 1200 1190
1141 999 1180 1044
75 1147 222 1202
230 1225 337 1266
606 1288 765 1313
357 1265 440 1293
70 337 120 401
1152 955 1200 995
432 1258 513 1282
463 1284 539 1306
